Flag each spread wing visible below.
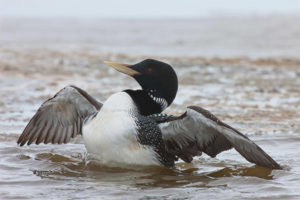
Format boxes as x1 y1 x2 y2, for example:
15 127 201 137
17 85 102 146
158 106 281 169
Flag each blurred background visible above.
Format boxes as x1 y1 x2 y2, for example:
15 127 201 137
1 1 300 200
1 0 300 57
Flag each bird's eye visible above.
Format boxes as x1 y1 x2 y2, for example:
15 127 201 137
148 68 153 73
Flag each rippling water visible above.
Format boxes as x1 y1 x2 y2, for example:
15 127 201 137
1 17 300 200
1 52 300 199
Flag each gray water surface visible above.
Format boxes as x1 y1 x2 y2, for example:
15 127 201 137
0 52 299 199
1 16 300 199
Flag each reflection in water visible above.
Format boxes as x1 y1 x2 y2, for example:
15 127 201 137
207 166 273 180
31 152 274 190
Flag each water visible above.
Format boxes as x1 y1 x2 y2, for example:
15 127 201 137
1 16 300 58
1 17 300 199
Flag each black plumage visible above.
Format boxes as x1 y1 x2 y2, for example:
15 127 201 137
134 114 175 167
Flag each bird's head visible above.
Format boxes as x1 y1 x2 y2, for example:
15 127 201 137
105 59 178 114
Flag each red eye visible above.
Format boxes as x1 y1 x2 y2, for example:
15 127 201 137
148 68 153 73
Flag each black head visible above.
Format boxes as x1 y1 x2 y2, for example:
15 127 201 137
105 59 178 115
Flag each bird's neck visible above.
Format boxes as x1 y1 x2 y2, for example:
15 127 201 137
124 89 166 116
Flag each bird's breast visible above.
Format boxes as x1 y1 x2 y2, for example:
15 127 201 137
82 92 160 166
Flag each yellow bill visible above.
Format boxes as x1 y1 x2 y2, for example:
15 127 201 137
104 61 140 76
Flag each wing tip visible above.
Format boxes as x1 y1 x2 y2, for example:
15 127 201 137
17 138 27 146
265 158 282 170
17 134 26 146
259 162 282 170
273 164 283 170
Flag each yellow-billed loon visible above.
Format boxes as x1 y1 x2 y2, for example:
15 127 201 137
17 59 281 169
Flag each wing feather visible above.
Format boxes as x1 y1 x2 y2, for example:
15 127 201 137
36 122 51 144
17 85 102 146
159 106 281 169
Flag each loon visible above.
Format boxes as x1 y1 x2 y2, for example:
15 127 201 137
17 59 281 169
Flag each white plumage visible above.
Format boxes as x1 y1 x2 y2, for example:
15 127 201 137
83 92 160 166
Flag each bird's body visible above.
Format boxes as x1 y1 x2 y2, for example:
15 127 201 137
83 92 160 166
17 59 282 170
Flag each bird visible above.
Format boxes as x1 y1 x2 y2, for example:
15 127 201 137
17 59 281 169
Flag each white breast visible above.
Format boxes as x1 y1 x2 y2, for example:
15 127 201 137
82 92 160 166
